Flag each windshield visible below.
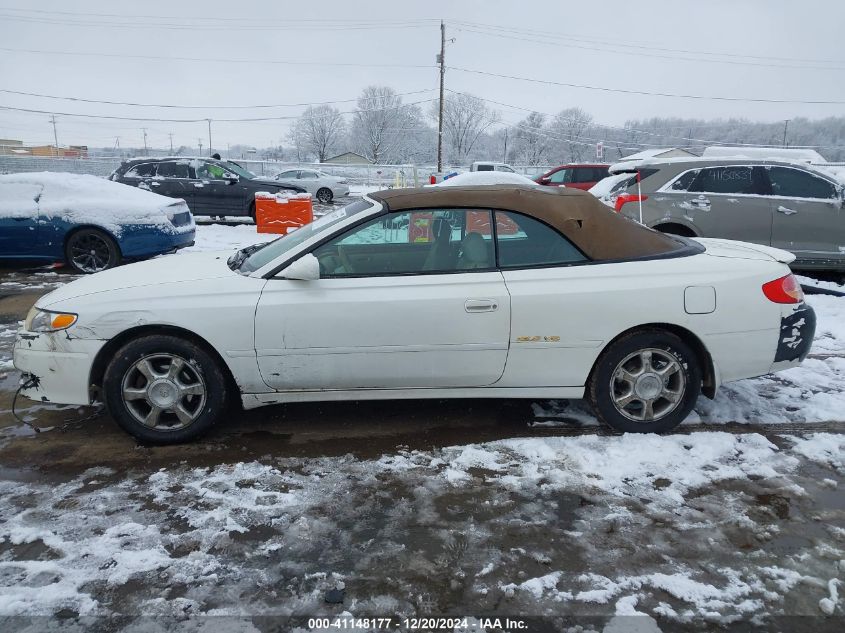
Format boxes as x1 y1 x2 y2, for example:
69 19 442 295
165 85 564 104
222 161 256 179
238 198 376 273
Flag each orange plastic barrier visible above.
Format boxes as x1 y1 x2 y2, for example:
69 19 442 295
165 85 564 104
255 192 314 235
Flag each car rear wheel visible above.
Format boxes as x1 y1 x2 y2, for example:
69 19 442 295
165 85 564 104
588 330 701 433
316 187 333 204
103 335 229 444
65 228 120 274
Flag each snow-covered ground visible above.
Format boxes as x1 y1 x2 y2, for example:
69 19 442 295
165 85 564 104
0 432 842 621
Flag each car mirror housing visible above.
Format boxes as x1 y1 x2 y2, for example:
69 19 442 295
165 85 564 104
279 253 320 281
227 177 239 185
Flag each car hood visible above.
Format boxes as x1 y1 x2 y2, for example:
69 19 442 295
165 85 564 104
39 251 239 308
693 237 796 264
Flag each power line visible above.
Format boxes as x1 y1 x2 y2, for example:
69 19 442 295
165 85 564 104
0 87 438 110
0 46 437 71
452 20 845 66
453 24 845 71
0 96 439 123
449 66 845 105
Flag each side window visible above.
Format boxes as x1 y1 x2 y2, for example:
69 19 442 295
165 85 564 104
300 171 318 180
573 167 596 183
669 170 699 192
277 170 298 179
496 165 515 173
312 209 494 276
156 161 190 179
495 211 587 268
689 166 756 194
196 161 234 180
594 167 610 181
125 163 156 178
549 169 571 184
766 166 837 199
476 164 494 172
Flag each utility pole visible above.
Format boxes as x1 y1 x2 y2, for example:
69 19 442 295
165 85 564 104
198 138 203 154
207 119 212 156
142 128 148 156
502 128 509 163
782 119 790 148
49 115 58 157
168 132 174 153
436 20 445 173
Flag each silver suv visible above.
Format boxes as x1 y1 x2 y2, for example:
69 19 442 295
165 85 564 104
608 158 845 271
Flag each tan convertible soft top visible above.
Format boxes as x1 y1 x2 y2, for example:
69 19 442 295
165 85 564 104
369 185 683 261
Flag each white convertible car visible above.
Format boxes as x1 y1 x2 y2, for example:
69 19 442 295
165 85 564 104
14 185 815 443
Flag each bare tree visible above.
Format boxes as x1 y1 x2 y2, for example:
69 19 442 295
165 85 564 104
512 112 549 165
350 86 414 164
550 107 593 162
286 122 307 162
292 105 346 163
430 93 499 165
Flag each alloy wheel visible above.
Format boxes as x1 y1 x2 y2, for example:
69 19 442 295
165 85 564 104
120 354 207 430
610 348 686 422
68 232 112 273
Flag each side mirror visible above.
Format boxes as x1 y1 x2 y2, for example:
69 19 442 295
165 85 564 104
539 176 550 184
279 253 320 281
226 176 239 185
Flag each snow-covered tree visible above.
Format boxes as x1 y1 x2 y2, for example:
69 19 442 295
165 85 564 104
350 86 419 164
291 105 347 163
430 92 499 165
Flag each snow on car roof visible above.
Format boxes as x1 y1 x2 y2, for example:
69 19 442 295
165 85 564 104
435 171 538 187
0 171 181 233
371 185 685 261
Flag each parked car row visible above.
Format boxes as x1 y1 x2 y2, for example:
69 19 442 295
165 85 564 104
109 157 306 219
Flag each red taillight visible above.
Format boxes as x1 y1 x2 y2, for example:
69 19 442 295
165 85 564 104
762 274 804 304
614 193 648 212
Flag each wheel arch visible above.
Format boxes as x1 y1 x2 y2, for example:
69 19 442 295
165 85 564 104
651 221 698 238
63 224 123 256
590 322 717 399
89 324 239 400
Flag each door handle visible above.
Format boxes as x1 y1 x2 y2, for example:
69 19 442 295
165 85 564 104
777 205 798 215
148 181 160 187
193 183 204 188
465 299 498 313
689 195 711 210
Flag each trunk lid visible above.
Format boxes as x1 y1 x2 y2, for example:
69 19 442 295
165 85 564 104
692 237 796 264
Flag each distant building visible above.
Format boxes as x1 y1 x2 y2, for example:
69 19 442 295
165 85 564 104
322 151 372 165
619 148 697 162
0 140 88 158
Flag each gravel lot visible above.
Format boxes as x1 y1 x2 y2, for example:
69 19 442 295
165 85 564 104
0 213 843 631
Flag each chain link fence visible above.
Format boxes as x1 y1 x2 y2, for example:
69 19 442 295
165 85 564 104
0 156 555 187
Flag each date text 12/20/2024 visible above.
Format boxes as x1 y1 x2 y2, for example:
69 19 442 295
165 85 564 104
307 617 528 630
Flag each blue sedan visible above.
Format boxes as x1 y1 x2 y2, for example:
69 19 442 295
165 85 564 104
0 172 195 273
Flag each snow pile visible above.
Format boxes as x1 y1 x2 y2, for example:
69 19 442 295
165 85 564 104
0 172 183 235
434 171 538 187
254 190 312 202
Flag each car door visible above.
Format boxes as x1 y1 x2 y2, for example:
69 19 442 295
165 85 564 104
547 168 572 187
119 162 157 189
194 160 244 216
149 161 193 207
493 210 594 386
764 165 845 264
296 169 320 195
0 181 41 256
253 208 511 390
670 165 773 245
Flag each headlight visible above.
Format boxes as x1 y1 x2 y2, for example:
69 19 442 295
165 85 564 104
25 307 78 332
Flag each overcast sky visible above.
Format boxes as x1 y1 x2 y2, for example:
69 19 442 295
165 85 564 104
1 0 843 152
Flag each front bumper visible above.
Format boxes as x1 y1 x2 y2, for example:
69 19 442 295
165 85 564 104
774 304 816 364
13 330 105 406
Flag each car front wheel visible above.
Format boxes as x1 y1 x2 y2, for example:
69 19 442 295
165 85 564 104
316 187 333 204
65 228 120 274
588 330 701 433
103 335 229 444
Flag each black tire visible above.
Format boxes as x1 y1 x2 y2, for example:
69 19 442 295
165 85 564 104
588 329 701 433
316 187 333 204
103 335 229 444
65 228 121 274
